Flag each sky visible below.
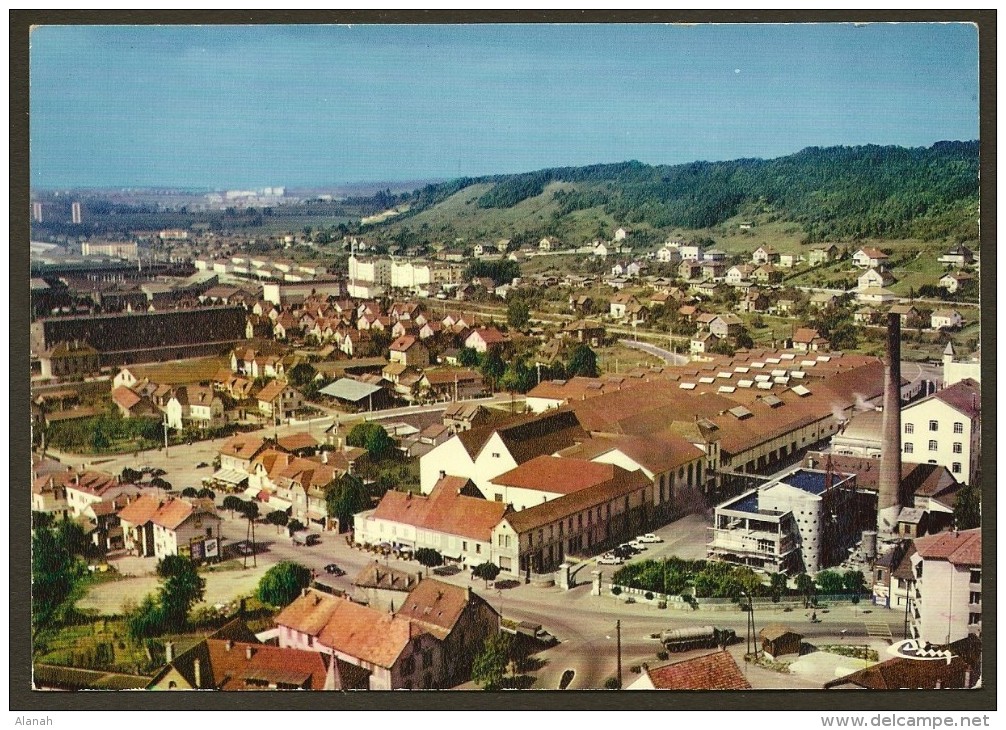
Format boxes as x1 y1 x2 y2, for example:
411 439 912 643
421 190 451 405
29 23 980 189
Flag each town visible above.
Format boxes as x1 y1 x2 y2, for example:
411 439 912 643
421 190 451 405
30 204 981 692
24 20 983 700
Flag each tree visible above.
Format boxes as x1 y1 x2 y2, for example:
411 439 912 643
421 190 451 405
288 362 317 389
471 632 511 691
347 422 394 461
156 555 206 632
815 570 846 595
182 487 198 498
566 344 599 378
458 347 481 367
288 519 305 536
506 299 530 330
795 573 815 608
480 351 506 391
954 483 981 530
264 509 289 529
31 526 83 629
257 561 313 607
842 570 866 595
770 573 788 602
415 547 444 575
222 495 244 515
197 488 216 500
325 473 370 529
472 561 501 588
55 520 92 559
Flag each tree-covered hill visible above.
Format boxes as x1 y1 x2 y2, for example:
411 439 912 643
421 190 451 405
383 141 978 242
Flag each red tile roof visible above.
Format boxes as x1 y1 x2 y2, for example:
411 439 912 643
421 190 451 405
929 378 980 419
151 498 219 531
276 432 320 452
389 335 419 352
642 651 751 690
257 380 292 403
491 456 620 495
913 528 981 566
220 433 269 460
370 478 508 543
116 494 163 526
111 386 141 411
396 579 490 640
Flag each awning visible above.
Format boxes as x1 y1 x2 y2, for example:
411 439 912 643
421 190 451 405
268 497 293 512
307 510 326 521
243 485 263 500
211 468 249 486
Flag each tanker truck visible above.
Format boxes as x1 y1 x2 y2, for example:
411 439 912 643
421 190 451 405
660 625 737 652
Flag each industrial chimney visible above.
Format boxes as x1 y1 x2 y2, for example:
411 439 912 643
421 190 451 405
877 313 903 533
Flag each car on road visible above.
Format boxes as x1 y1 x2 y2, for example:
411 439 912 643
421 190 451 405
637 534 663 543
627 540 647 550
195 461 209 469
234 541 254 555
619 543 642 554
292 531 321 546
597 554 624 565
324 563 346 576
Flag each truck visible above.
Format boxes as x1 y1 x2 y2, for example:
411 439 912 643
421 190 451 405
660 625 736 652
291 531 321 547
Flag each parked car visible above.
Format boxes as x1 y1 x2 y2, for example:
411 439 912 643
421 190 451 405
619 543 641 554
637 534 663 543
597 554 625 565
195 461 209 469
324 563 345 576
292 531 321 547
628 540 647 550
234 541 254 555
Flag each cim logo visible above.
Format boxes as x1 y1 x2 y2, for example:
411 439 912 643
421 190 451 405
887 639 956 664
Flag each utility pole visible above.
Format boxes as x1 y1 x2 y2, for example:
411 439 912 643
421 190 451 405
616 619 622 689
162 416 169 457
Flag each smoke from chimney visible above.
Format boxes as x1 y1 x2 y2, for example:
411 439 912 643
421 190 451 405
877 313 903 533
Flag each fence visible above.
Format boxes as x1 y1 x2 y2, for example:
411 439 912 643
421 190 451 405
609 584 866 612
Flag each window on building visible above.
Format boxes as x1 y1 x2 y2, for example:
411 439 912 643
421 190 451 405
953 442 963 454
495 494 503 502
952 462 962 474
928 440 938 451
462 541 468 552
903 443 914 453
969 591 981 605
954 422 964 434
476 543 481 554
969 613 981 625
928 420 938 431
904 423 914 434
970 569 981 584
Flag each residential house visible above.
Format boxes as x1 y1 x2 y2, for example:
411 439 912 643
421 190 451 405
690 331 720 354
421 369 486 402
63 470 124 518
39 340 101 379
569 294 595 314
538 237 558 251
677 261 704 281
931 309 964 331
725 264 756 286
791 328 829 352
31 472 71 521
560 320 605 346
110 386 159 419
389 335 430 368
908 529 981 645
901 378 980 485
810 292 839 309
752 246 780 265
939 271 976 294
273 457 339 531
691 281 721 298
655 245 680 263
614 227 630 241
778 253 800 269
854 307 881 325
858 268 897 290
184 385 226 429
808 244 840 266
701 261 727 281
608 292 638 320
853 247 890 269
678 244 704 261
888 303 920 325
442 401 494 431
627 651 751 690
118 495 221 560
148 622 369 691
708 314 743 340
464 327 507 354
218 434 272 474
738 289 769 314
937 245 975 267
753 264 783 285
856 287 898 305
257 381 304 420
352 563 422 612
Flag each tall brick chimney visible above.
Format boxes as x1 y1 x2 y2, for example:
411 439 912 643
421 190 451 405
877 313 903 533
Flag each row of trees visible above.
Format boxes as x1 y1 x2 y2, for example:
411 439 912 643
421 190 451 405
456 342 598 395
612 558 867 602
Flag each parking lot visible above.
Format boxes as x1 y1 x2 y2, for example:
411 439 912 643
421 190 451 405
593 511 713 567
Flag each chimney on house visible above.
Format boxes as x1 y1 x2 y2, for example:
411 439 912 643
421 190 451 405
439 470 446 481
245 646 254 660
193 658 202 689
225 640 233 651
877 313 904 533
165 641 175 663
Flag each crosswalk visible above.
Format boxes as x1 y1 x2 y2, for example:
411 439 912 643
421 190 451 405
865 621 894 641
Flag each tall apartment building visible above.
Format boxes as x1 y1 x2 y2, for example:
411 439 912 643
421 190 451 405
901 379 980 485
72 201 82 224
908 529 981 645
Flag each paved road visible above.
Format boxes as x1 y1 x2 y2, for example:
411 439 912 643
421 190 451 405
618 338 689 366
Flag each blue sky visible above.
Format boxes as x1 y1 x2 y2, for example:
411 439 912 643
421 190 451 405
29 23 979 189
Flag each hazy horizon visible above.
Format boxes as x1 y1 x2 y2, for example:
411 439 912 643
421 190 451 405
30 23 979 189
